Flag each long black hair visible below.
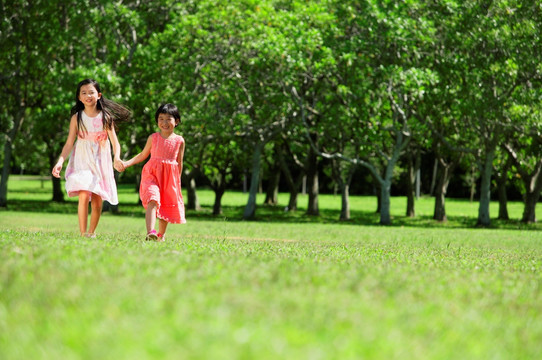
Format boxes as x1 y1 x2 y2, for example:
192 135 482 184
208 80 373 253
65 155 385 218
70 79 131 134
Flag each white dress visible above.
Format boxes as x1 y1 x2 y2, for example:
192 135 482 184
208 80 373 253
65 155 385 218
64 111 118 204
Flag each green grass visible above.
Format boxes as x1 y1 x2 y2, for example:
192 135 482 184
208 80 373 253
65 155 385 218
5 176 541 229
1 177 542 359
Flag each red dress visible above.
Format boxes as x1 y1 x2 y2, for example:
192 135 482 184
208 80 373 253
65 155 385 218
140 133 186 224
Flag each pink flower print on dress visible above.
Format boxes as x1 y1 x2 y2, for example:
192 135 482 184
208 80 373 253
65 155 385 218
93 116 103 129
95 132 107 141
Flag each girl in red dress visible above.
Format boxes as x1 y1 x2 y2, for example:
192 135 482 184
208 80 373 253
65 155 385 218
122 104 186 241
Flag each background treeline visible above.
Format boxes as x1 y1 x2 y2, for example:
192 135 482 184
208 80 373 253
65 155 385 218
1 0 541 226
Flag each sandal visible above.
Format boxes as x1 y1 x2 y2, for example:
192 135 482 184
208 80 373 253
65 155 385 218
157 233 165 242
84 233 96 238
146 230 158 241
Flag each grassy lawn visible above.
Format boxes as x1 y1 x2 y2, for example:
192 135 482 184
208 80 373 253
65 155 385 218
1 177 541 359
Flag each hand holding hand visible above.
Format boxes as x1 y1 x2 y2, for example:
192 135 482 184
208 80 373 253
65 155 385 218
114 159 125 172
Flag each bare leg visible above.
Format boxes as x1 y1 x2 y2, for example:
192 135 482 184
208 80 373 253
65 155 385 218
158 218 168 236
146 201 158 233
88 193 103 235
78 191 90 236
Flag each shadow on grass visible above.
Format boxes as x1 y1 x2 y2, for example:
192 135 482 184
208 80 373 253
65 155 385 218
189 204 483 229
4 198 538 231
1 199 143 217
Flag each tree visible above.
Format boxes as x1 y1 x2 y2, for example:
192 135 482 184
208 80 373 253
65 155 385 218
428 0 542 226
276 134 307 212
299 0 437 224
403 141 423 218
229 0 335 219
0 0 76 206
503 100 542 223
493 149 513 220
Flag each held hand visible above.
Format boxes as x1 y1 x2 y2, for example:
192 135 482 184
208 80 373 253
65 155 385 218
114 159 125 172
52 163 63 178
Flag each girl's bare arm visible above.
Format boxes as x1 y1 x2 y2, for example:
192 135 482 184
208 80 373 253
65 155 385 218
123 135 152 168
107 126 122 161
107 126 123 171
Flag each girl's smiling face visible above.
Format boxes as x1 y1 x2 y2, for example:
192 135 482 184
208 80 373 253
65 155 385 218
157 113 178 134
78 84 101 108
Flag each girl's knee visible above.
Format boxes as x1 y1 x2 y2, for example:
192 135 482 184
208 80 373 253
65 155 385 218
90 194 103 209
79 191 90 201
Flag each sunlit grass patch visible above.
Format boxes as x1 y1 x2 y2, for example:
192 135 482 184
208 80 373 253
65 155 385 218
1 177 541 358
1 224 541 359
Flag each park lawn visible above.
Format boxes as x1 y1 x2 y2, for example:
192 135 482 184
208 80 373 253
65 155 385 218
4 176 540 229
1 177 542 359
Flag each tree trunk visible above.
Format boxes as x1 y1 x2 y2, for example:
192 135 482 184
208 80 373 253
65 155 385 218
434 190 447 222
331 159 355 221
243 142 264 219
430 158 438 195
213 187 225 215
378 135 407 225
285 176 301 212
521 172 542 223
0 110 25 207
183 168 201 211
340 183 350 221
432 155 460 222
264 144 280 205
0 142 13 208
277 146 301 211
477 149 495 227
264 171 280 205
496 177 509 220
503 144 542 224
52 176 64 202
408 148 422 217
469 165 477 203
286 174 304 212
494 156 512 220
47 153 65 202
406 171 416 217
209 170 227 215
306 146 319 216
277 142 301 211
187 177 200 210
522 191 540 223
373 179 382 214
433 167 451 222
380 179 392 225
405 154 417 217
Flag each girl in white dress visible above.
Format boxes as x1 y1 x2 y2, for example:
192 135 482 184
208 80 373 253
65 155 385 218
52 79 131 237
